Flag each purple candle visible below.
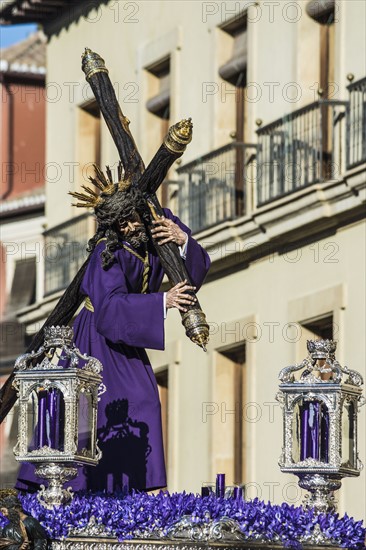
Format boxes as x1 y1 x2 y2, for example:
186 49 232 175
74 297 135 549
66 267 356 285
300 401 321 460
320 405 329 462
37 388 64 450
201 486 210 497
233 486 243 499
309 402 320 459
47 389 56 447
216 473 225 498
300 403 309 460
37 390 48 448
54 389 61 450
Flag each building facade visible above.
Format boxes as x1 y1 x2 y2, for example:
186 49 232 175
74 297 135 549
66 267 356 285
0 30 46 488
0 0 365 519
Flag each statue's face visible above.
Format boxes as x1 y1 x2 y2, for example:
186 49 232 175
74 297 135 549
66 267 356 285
117 212 143 236
117 212 148 247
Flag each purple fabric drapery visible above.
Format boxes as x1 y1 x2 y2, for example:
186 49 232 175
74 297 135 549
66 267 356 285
36 388 64 450
17 209 210 493
36 390 47 448
300 401 329 462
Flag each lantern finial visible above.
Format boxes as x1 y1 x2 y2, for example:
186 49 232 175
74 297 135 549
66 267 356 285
307 339 337 359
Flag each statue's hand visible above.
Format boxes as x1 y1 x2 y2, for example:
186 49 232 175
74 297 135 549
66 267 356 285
166 280 197 312
151 216 188 246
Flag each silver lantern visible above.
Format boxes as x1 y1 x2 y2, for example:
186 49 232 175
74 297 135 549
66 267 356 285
12 326 102 508
276 339 364 514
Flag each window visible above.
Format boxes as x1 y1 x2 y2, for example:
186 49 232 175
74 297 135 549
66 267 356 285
212 343 246 484
145 57 171 207
146 56 171 124
7 257 36 314
306 0 336 178
218 12 248 216
0 257 36 371
319 17 335 179
219 14 247 85
219 12 247 140
77 100 101 185
302 314 333 340
44 213 91 296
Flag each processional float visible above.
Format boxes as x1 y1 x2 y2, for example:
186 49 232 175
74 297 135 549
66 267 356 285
0 49 365 549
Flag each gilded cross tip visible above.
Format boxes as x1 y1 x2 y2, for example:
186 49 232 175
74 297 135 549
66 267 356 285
164 118 193 154
81 48 108 78
177 118 193 138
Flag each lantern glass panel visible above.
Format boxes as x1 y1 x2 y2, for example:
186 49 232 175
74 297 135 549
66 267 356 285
27 390 38 452
78 391 93 454
292 402 301 462
300 399 329 462
31 387 65 451
341 400 355 467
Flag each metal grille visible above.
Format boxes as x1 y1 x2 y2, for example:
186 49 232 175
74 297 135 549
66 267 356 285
256 100 348 205
176 143 257 233
346 76 366 169
44 213 93 296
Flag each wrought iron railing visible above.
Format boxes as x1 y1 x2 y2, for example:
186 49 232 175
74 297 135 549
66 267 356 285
176 143 257 233
256 100 348 205
44 213 93 296
346 76 366 169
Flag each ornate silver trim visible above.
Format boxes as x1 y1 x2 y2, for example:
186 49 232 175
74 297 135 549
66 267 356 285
299 523 340 545
68 516 116 539
35 462 78 509
14 326 102 374
279 340 362 387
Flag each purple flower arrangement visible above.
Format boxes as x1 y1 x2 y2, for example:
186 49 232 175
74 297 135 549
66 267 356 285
0 491 365 548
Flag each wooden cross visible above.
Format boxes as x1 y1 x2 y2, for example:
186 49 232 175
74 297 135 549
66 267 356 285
81 49 209 350
0 49 209 424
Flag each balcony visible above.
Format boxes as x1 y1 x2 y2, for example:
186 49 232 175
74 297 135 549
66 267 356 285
44 213 94 296
346 76 366 169
176 143 257 233
176 79 365 236
256 99 348 205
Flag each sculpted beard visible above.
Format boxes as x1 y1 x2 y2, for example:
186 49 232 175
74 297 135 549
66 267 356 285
124 223 149 248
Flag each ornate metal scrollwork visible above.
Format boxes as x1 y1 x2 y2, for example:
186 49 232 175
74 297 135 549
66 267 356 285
68 516 115 539
277 339 364 517
14 326 103 374
35 462 78 509
13 326 103 509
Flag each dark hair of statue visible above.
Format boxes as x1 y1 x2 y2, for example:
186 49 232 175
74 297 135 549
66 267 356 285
87 186 150 268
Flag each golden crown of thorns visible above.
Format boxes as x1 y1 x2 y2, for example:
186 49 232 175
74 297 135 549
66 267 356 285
69 162 131 209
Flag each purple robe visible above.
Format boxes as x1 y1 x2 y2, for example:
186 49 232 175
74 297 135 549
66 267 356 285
16 209 210 493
